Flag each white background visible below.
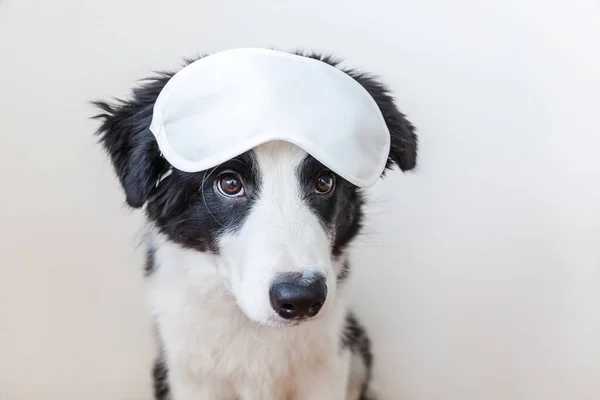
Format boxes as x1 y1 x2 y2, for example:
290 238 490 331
1 1 599 399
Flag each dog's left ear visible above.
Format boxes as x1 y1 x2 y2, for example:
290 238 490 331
91 74 172 208
347 72 418 172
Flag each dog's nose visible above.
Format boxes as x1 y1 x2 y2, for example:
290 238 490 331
269 273 327 319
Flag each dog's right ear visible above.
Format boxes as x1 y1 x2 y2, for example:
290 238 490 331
91 73 174 208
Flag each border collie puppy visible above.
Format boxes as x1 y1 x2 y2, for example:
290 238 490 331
92 50 417 400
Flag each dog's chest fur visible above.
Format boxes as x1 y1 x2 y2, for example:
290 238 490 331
148 234 352 399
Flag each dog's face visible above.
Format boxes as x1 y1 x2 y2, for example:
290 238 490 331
146 141 364 325
93 52 417 327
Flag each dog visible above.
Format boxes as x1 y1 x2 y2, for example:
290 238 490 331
92 50 417 400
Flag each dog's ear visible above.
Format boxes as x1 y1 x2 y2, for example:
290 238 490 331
91 74 173 208
291 51 418 172
343 71 418 172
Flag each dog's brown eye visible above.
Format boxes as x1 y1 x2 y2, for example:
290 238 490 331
315 172 335 194
216 173 244 197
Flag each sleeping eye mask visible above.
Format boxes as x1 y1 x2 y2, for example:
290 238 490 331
149 47 390 187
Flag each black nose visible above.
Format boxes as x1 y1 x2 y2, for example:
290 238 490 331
269 273 327 319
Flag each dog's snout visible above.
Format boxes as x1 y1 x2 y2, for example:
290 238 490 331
269 273 327 320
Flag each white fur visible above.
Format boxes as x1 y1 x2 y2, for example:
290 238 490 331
146 142 365 399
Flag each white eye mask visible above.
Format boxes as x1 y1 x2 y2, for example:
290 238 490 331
149 48 390 188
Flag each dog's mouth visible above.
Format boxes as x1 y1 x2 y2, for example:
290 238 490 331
266 306 328 328
265 316 312 328
269 318 303 328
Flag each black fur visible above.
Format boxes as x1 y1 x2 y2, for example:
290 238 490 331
145 247 156 276
152 357 170 400
297 155 365 258
337 260 351 283
343 312 374 400
144 152 261 253
91 73 172 208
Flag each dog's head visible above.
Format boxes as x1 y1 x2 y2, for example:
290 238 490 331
93 52 417 327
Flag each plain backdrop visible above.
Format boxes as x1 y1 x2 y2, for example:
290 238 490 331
1 1 599 399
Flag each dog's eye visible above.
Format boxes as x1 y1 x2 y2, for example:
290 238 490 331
315 172 335 195
216 173 244 197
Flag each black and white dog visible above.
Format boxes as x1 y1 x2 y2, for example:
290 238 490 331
93 50 417 400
